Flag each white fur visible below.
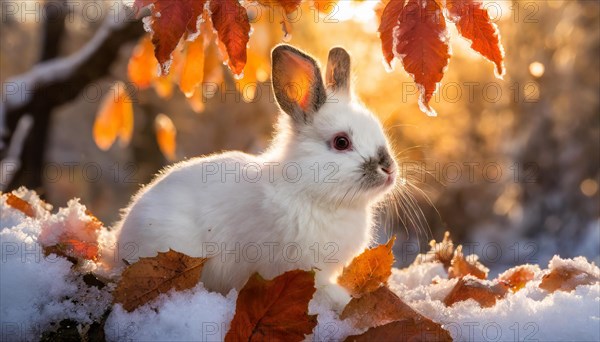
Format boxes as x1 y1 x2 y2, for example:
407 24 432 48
103 77 396 310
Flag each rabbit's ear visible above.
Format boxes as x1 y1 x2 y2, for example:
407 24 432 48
272 45 327 123
325 47 351 97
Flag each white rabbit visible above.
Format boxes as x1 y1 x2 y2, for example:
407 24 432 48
102 45 398 309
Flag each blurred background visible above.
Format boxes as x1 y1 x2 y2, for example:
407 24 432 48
1 0 598 274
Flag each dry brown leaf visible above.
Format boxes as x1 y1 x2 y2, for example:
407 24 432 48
225 270 317 342
427 231 455 268
444 276 508 308
341 286 422 330
5 193 35 217
344 318 452 342
113 249 207 312
338 236 396 298
498 265 537 292
448 245 488 280
154 114 177 161
539 265 599 293
93 82 134 150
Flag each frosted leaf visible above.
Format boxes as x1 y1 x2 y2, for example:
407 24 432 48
160 59 173 76
417 84 438 117
382 57 396 73
233 71 245 80
186 14 205 42
142 16 154 33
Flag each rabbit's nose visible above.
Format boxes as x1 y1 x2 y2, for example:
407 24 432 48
381 165 396 175
377 146 395 172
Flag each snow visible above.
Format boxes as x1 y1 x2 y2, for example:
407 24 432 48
388 262 600 342
1 190 599 341
106 286 237 341
0 190 111 341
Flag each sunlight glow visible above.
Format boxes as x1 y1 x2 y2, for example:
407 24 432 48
331 1 378 24
529 62 545 78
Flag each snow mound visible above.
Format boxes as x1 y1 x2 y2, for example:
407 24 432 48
0 190 111 341
1 190 598 341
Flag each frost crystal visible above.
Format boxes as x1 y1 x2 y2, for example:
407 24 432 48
142 16 154 33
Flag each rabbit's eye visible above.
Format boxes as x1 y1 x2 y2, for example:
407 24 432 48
332 134 352 151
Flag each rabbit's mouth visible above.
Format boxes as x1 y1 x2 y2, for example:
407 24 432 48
360 169 397 193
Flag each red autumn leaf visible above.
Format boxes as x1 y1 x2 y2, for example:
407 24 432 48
257 0 302 14
132 0 155 16
145 0 206 75
395 0 450 116
210 0 251 76
225 270 317 342
447 0 505 77
378 0 405 68
444 276 508 308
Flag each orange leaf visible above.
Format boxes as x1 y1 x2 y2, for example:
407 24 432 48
313 0 339 15
498 265 537 292
203 36 225 86
539 264 599 293
5 193 35 218
447 0 505 77
187 86 206 113
93 82 134 151
448 245 488 279
128 35 159 89
154 114 177 161
345 318 452 342
395 0 450 116
113 249 207 312
210 0 251 76
152 73 174 99
225 270 317 342
341 286 424 330
62 239 100 261
338 236 396 298
146 0 206 75
378 0 405 68
179 35 205 98
42 208 104 262
444 276 508 308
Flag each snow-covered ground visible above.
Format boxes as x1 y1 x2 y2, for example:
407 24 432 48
1 190 599 341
